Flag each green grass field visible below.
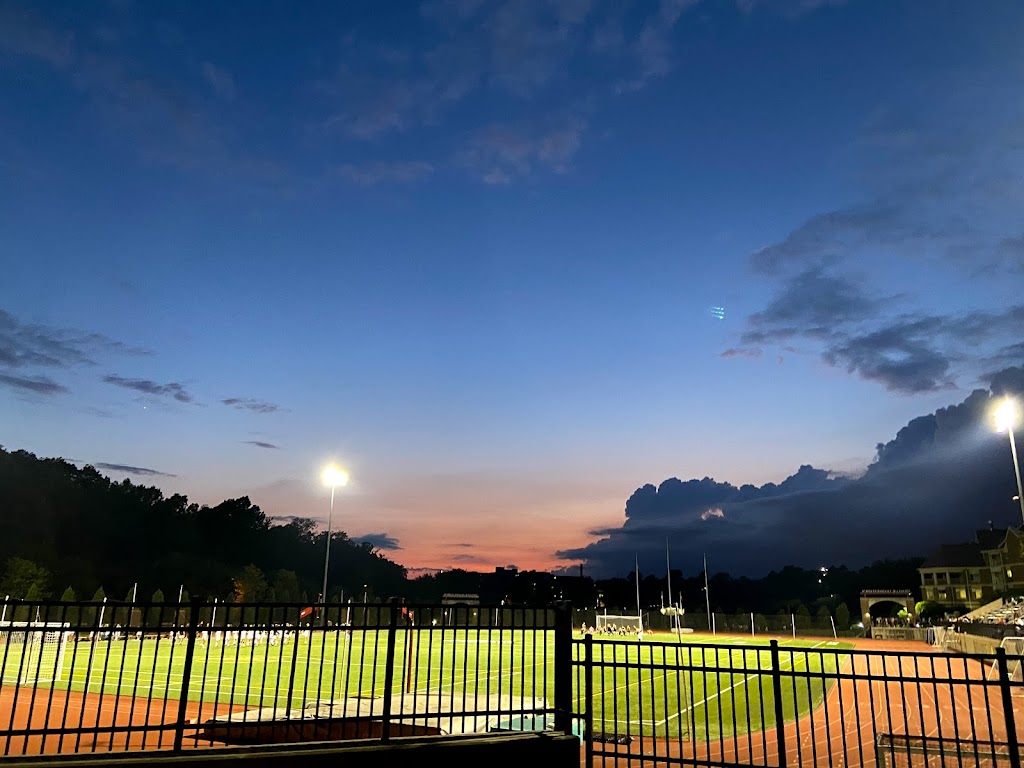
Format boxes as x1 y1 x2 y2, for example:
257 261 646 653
1 628 851 741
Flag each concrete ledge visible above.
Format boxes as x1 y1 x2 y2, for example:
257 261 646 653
0 732 581 768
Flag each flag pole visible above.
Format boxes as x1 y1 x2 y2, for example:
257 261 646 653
666 539 675 634
703 553 712 634
635 554 642 631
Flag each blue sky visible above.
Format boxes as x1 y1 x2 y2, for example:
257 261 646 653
2 0 1023 576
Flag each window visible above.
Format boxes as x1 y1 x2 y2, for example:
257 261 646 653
922 573 935 584
957 589 967 600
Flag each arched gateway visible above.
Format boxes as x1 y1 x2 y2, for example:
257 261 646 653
860 589 916 626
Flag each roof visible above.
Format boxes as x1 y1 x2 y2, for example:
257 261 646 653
920 543 985 569
976 528 1008 550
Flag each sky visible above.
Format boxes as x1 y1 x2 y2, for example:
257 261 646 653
2 0 1023 579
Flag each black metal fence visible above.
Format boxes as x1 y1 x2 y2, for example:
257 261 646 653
5 601 1024 767
0 599 570 756
572 636 1024 767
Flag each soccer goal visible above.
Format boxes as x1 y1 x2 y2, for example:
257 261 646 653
595 614 643 634
1 622 70 685
999 636 1024 683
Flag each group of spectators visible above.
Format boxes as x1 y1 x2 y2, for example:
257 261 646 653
960 596 1024 627
580 623 644 638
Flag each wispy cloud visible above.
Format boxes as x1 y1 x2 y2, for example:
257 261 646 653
458 118 586 182
201 61 236 100
616 0 696 92
0 309 147 370
732 264 1024 393
352 533 402 551
103 374 194 403
92 462 176 478
720 347 761 359
339 160 435 186
222 397 281 414
0 372 69 395
244 440 281 450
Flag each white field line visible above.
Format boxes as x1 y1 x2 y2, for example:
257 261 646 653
652 640 828 728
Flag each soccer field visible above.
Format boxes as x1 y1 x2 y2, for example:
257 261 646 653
6 629 850 741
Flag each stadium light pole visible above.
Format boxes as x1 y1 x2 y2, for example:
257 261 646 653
994 399 1024 527
320 465 349 619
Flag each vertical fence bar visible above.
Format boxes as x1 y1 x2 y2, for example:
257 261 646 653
173 598 200 752
583 634 594 767
997 647 1022 768
380 598 400 742
770 639 787 768
553 601 573 735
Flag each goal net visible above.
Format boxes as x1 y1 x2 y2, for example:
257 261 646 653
1000 636 1024 683
0 622 70 685
595 614 643 634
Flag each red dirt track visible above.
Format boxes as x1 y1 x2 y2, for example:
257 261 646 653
0 686 241 755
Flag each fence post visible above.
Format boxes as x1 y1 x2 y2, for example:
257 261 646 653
173 598 200 751
770 639 788 768
583 633 594 766
996 647 1021 768
553 601 573 735
380 598 400 742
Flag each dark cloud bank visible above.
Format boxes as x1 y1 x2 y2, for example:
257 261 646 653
559 367 1024 578
352 533 401 551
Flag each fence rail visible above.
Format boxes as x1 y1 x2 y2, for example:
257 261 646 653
0 599 567 756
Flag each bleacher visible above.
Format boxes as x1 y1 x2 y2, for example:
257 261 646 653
954 596 1024 640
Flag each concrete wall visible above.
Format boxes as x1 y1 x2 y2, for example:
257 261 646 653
0 733 580 768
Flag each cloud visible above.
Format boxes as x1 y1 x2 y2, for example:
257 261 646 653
821 318 954 393
458 118 586 182
202 61 236 100
244 440 281 450
559 379 1024 577
222 397 281 414
744 268 885 340
352 533 402 551
92 462 176 478
0 8 283 189
731 262 1024 392
339 161 435 186
617 0 696 92
318 1 688 153
103 374 194 403
0 309 147 370
0 372 69 395
720 347 761 359
0 5 72 67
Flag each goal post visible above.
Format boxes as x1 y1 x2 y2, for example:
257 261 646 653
999 636 1024 683
1 622 70 685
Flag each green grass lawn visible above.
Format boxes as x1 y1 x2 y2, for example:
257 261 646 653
2 628 850 742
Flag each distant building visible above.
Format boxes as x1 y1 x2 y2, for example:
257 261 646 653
978 527 1024 594
918 527 1024 609
918 542 990 609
